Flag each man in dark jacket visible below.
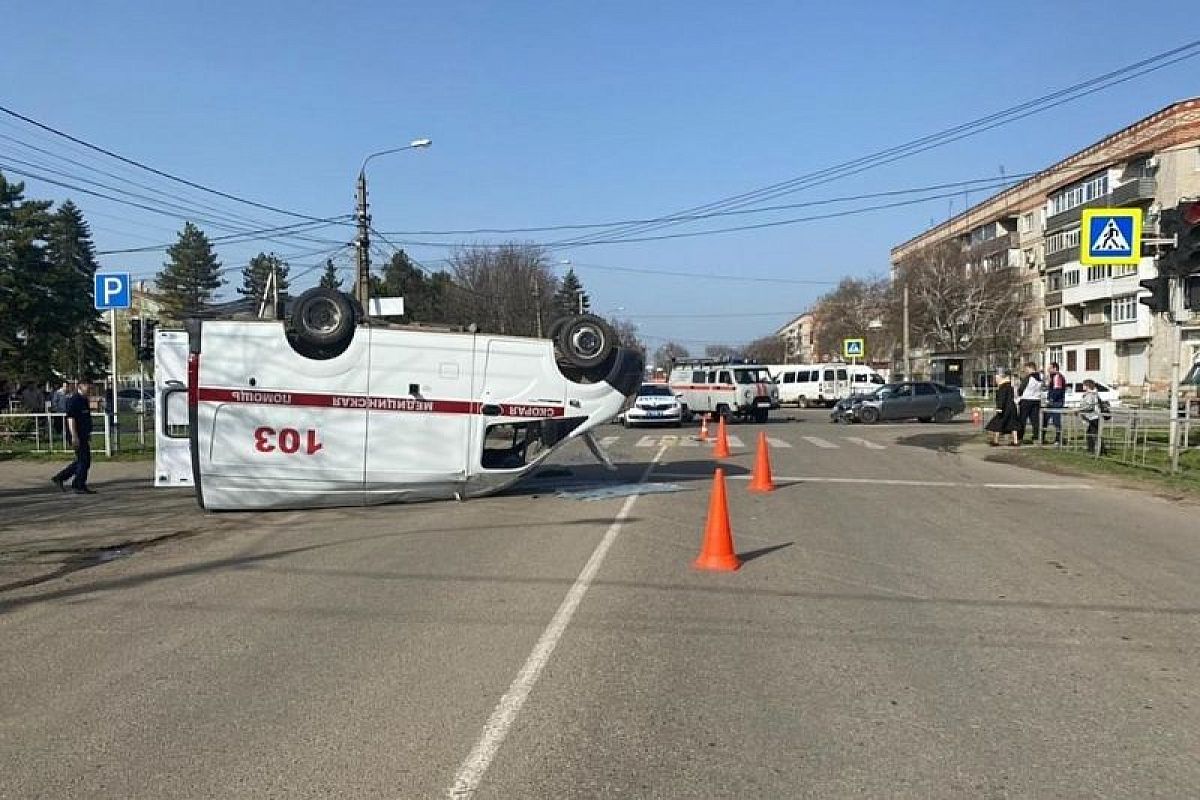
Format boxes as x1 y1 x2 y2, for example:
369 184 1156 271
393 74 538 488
1041 361 1068 445
50 380 97 494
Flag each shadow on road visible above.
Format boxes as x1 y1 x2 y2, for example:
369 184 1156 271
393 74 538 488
738 541 793 564
893 430 981 454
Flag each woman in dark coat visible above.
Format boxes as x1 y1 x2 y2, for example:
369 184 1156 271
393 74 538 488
986 368 1020 446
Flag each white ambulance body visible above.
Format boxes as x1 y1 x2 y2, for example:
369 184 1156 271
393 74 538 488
667 360 779 423
177 292 641 511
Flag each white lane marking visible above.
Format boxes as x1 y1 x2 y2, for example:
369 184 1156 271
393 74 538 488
727 435 745 449
766 437 792 449
843 436 886 451
447 444 670 798
635 435 656 448
679 437 700 447
724 475 1093 490
802 436 839 449
598 435 619 449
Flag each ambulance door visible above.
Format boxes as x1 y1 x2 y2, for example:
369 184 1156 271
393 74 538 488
154 330 192 487
363 330 475 502
471 337 567 475
198 321 369 503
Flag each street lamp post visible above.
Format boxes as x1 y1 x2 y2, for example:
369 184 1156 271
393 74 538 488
354 138 432 309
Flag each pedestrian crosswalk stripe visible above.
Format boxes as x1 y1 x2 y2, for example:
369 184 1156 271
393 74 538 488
766 437 790 449
843 436 886 451
599 432 888 450
635 435 656 448
598 435 619 449
802 436 839 449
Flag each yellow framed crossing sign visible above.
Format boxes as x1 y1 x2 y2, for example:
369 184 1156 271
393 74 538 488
1080 208 1142 266
842 338 865 360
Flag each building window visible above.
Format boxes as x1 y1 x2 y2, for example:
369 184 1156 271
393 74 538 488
1111 294 1137 323
1049 346 1063 367
1019 212 1034 233
983 252 1009 271
1049 172 1109 216
969 224 998 246
1047 271 1062 292
1048 308 1063 329
1021 318 1033 337
1022 283 1034 300
1046 227 1080 255
1112 264 1138 278
1066 350 1077 372
1085 348 1101 371
1087 264 1110 282
1064 270 1080 288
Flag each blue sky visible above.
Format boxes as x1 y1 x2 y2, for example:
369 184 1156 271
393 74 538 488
4 1 1198 349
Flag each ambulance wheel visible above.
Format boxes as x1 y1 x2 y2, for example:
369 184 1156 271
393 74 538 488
546 316 568 342
556 314 616 371
288 287 355 356
754 407 769 424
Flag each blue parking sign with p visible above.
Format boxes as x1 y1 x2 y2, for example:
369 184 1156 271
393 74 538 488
94 273 131 310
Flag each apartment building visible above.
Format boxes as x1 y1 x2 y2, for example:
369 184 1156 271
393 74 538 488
775 312 816 363
891 98 1200 395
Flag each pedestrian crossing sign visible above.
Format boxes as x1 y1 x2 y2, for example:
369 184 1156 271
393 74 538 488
1080 208 1142 266
842 338 865 359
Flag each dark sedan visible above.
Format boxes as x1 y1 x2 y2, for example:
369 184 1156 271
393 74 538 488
830 381 965 424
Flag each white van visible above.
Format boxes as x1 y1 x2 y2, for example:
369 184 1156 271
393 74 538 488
767 364 884 408
173 289 642 510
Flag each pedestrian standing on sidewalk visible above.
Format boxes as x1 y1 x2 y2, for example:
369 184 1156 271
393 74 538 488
1016 362 1043 443
986 368 1020 446
50 380 97 495
1041 362 1067 445
49 380 69 440
1077 379 1104 456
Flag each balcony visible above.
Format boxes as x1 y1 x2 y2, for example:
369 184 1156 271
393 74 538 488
1045 247 1078 269
1045 177 1156 232
1044 290 1062 307
1044 322 1111 344
968 231 1015 257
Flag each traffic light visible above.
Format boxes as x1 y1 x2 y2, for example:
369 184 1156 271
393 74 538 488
1138 275 1170 313
580 292 591 313
129 317 142 352
1159 200 1200 277
137 319 158 361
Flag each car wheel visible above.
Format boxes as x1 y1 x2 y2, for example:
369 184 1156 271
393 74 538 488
287 287 356 358
858 406 880 424
797 396 809 408
918 417 932 423
555 314 616 371
933 407 954 423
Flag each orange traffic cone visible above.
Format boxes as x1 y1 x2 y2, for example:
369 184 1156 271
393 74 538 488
712 415 731 458
693 468 741 572
748 431 776 493
698 413 710 442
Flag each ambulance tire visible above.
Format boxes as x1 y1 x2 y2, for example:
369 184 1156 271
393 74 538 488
753 407 769 424
545 316 568 342
288 287 356 357
556 314 616 371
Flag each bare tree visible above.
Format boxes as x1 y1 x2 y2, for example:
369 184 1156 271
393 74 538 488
606 317 646 360
652 341 689 370
445 243 557 336
894 241 1022 366
704 344 740 360
742 335 787 364
811 277 895 362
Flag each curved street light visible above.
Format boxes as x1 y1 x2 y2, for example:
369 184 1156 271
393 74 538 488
354 138 432 307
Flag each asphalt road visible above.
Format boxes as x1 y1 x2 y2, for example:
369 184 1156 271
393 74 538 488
2 415 1198 799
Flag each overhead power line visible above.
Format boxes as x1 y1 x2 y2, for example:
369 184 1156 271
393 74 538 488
545 38 1200 247
0 103 331 222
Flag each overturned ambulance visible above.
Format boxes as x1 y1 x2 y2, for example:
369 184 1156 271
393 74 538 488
166 288 642 510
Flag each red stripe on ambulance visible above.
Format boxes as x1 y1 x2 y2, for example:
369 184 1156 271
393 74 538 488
196 387 564 417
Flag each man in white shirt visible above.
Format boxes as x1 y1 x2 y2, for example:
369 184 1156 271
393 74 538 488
1016 362 1043 444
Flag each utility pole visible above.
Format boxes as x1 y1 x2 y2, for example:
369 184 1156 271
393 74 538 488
355 171 371 309
903 283 912 380
1168 277 1183 473
532 277 544 338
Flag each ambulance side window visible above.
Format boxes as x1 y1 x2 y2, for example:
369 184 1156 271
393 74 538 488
823 369 835 382
783 372 795 383
692 371 706 383
836 369 848 381
718 371 732 385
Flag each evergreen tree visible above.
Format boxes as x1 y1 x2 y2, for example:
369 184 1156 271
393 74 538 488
156 222 223 319
44 201 107 379
552 268 584 318
371 249 450 322
238 251 290 303
0 179 109 384
318 258 343 289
